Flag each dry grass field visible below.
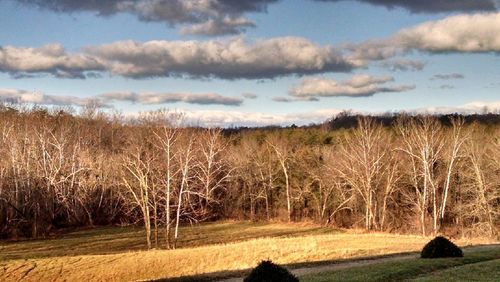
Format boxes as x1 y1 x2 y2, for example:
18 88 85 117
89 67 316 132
0 222 496 281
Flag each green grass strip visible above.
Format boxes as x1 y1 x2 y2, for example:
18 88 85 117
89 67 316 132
301 248 500 282
411 259 500 282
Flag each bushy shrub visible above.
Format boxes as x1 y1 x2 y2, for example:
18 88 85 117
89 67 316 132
421 236 463 258
244 260 299 282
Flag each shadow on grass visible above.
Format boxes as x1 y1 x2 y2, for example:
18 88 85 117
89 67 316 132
153 244 500 282
151 250 421 282
0 221 342 261
299 244 500 282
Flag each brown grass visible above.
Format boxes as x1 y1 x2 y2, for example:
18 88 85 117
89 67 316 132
0 222 495 282
0 221 333 261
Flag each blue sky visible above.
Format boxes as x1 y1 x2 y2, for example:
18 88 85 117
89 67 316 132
0 0 499 126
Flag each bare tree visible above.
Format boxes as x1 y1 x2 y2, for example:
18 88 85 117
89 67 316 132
313 147 354 226
339 117 386 230
461 125 499 236
267 136 293 222
379 151 401 231
0 106 499 240
397 116 444 235
121 129 155 249
173 131 195 248
197 128 231 219
439 117 468 227
152 113 181 249
228 138 265 220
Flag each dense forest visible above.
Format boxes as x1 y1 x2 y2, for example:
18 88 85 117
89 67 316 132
0 104 498 249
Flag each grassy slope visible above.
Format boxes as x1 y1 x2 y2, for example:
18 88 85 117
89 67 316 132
0 221 333 261
301 247 500 282
0 221 496 281
413 258 500 281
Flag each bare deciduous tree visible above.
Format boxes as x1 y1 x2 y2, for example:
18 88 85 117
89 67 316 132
397 116 444 235
439 118 468 227
339 117 386 230
153 120 179 249
121 128 155 249
197 128 231 219
173 131 195 248
461 125 499 237
267 136 294 222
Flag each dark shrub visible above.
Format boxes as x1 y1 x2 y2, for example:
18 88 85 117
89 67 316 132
421 236 463 258
244 260 299 282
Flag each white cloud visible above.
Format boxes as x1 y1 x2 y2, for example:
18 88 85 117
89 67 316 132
0 88 103 107
0 88 242 108
413 101 500 114
4 13 500 80
117 99 500 127
100 91 243 106
16 1 500 37
39 98 500 125
3 89 498 127
289 74 415 98
395 12 500 53
344 38 405 66
0 44 104 78
460 101 500 112
86 37 353 79
380 59 426 72
180 108 343 127
0 37 353 80
431 73 465 80
272 96 319 102
346 12 500 65
241 93 258 99
16 0 278 36
180 16 255 36
168 100 500 127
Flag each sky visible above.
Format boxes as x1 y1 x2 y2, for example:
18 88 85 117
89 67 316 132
0 0 499 127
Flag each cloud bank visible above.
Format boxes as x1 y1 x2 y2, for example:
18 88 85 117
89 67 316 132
13 0 498 37
0 88 102 107
289 74 415 98
2 88 498 127
15 0 277 36
100 91 243 106
347 12 500 65
0 88 243 107
1 37 352 80
174 100 500 127
86 37 352 79
0 44 103 79
395 12 500 53
2 13 500 80
181 108 343 127
315 0 497 13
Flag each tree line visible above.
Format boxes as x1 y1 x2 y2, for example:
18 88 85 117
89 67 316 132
0 105 498 248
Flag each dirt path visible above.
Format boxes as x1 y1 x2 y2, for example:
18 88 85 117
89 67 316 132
217 245 499 282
